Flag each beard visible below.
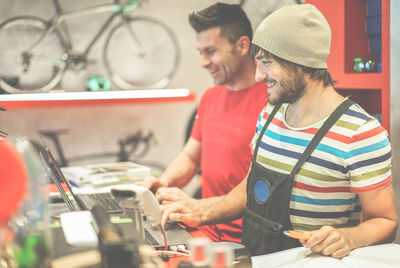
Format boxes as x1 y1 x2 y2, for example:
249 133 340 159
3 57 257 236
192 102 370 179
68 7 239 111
267 68 306 105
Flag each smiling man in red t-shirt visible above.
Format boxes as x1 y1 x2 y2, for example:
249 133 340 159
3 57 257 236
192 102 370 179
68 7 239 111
143 3 268 242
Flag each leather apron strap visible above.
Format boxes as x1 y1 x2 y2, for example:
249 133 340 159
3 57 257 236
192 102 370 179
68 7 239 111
290 98 354 176
252 103 282 161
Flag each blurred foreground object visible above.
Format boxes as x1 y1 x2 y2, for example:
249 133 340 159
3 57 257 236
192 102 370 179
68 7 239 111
0 137 29 267
0 138 28 226
3 137 51 268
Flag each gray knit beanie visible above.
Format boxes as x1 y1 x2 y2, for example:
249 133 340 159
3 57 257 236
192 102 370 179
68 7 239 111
252 4 331 68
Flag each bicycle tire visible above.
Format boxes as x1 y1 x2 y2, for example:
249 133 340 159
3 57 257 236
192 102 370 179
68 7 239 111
103 16 180 90
0 16 66 93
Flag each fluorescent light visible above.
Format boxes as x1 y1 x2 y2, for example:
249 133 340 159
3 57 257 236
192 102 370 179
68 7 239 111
0 89 190 101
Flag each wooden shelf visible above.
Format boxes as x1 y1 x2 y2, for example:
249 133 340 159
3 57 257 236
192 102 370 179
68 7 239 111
0 89 195 109
334 73 386 89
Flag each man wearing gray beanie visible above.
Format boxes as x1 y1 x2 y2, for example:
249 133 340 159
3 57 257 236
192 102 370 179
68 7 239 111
161 4 397 258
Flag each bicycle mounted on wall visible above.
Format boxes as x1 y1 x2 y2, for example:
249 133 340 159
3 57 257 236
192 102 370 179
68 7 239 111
0 0 180 93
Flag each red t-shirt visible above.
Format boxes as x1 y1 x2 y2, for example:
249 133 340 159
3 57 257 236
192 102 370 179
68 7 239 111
191 81 268 242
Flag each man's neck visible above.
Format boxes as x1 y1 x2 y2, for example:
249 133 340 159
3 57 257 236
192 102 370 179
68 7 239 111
285 83 345 128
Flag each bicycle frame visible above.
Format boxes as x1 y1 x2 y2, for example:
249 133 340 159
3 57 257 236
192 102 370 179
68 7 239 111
26 0 141 64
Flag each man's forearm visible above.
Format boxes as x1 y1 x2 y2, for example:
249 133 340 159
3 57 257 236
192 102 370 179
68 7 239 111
340 217 397 250
343 184 398 250
195 179 247 226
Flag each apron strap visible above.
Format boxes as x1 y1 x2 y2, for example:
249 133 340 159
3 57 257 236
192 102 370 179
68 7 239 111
253 103 283 160
290 98 354 176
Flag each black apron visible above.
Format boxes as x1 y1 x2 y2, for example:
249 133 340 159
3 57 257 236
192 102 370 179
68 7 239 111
242 99 354 256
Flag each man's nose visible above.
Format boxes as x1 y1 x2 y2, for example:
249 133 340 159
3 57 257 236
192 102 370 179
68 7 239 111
200 54 211 68
255 65 267 82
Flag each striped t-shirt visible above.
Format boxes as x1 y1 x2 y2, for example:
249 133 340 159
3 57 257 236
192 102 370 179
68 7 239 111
252 101 392 231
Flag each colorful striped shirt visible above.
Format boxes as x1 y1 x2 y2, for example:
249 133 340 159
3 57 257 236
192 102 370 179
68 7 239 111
252 101 392 231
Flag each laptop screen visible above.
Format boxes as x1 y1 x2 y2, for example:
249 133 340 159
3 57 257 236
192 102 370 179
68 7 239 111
38 139 82 211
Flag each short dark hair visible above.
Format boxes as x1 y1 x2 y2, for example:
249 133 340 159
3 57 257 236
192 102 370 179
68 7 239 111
189 3 252 45
250 44 336 87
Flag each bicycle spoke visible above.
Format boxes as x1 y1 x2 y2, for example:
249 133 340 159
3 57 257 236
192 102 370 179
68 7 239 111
104 16 180 90
122 20 146 57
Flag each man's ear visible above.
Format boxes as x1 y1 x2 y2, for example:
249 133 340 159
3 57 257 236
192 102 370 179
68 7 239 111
236 36 251 56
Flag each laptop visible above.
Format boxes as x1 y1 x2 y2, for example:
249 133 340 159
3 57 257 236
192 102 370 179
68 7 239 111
39 140 123 214
38 138 193 249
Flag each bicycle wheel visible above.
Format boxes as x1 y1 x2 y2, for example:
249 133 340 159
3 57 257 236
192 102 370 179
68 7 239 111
0 16 66 93
104 16 180 90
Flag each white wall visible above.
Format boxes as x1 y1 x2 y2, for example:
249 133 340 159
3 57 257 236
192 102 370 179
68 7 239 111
0 0 219 170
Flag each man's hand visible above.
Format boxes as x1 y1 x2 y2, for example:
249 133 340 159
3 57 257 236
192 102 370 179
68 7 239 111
156 187 196 207
161 202 201 228
302 226 351 259
139 177 166 194
159 179 248 230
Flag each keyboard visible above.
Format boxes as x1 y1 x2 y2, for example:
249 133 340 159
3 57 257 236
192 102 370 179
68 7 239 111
78 192 123 214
